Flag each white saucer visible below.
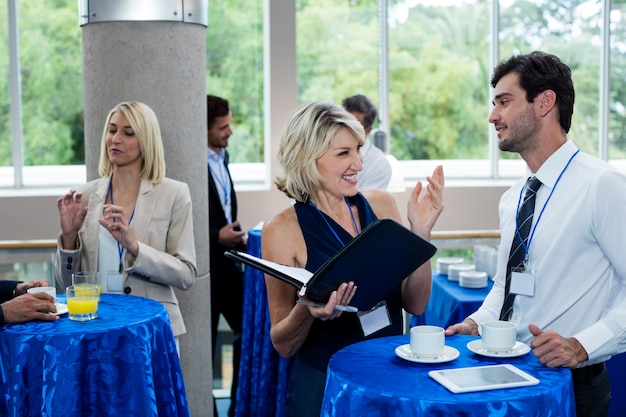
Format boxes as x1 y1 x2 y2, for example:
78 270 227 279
395 344 460 364
53 302 68 315
466 339 531 358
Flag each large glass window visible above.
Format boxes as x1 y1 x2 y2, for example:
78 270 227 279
388 0 491 162
2 0 625 190
3 0 265 189
296 0 379 104
296 0 622 182
387 0 492 181
499 0 602 158
1 0 12 183
610 0 626 160
17 1 83 168
1 0 83 188
206 0 264 165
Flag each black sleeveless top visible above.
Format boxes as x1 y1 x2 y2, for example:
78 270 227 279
293 192 404 372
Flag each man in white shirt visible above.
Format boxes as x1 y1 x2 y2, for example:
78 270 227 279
342 95 392 190
445 51 626 417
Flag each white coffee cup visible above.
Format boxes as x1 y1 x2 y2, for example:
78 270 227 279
27 286 56 302
479 320 517 352
410 325 445 358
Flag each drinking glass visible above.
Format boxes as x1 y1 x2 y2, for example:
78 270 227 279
66 284 99 321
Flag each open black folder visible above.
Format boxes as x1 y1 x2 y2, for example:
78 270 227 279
224 218 437 311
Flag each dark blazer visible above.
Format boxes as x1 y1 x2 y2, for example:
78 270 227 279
0 281 18 304
208 151 244 282
0 280 19 325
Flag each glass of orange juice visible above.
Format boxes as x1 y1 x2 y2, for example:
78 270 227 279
66 284 99 321
71 272 101 297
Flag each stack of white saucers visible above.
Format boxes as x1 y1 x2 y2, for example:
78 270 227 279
473 245 499 279
459 270 488 289
447 264 476 282
472 245 490 273
436 257 465 276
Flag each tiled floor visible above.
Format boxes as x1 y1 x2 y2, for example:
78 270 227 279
214 318 234 417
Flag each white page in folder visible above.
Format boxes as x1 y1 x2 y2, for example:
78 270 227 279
235 252 314 285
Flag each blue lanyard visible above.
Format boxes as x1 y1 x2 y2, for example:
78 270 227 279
308 197 360 246
109 180 136 272
516 149 579 265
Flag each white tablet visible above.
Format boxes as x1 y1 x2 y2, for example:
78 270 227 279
428 364 540 393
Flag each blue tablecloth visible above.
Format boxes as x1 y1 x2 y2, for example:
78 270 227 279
234 232 624 416
411 272 625 417
321 334 575 417
0 294 189 417
236 228 292 417
411 273 493 328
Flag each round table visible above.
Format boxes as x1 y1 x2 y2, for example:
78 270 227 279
322 334 575 417
0 294 189 417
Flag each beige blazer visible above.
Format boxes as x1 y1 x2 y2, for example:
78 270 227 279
55 177 197 336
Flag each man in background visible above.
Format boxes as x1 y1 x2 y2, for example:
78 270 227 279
342 94 392 190
207 95 246 417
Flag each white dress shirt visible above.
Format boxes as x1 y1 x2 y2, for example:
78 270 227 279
207 147 233 224
469 140 626 365
357 140 392 190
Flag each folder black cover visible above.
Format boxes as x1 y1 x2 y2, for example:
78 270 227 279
224 218 437 311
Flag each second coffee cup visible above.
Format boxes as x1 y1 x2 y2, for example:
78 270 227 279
410 325 445 358
479 320 517 352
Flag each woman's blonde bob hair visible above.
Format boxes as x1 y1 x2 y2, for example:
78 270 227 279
275 101 365 202
98 101 166 183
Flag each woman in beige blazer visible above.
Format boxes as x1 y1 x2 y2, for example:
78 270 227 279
55 101 197 337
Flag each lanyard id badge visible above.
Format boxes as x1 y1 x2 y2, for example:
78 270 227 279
107 271 124 293
509 266 535 297
508 149 579 299
357 300 391 336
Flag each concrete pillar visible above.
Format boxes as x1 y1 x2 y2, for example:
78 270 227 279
80 1 212 415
